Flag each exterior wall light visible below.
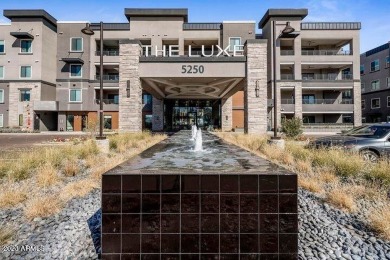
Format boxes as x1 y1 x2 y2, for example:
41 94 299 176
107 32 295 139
255 80 260 97
126 80 131 97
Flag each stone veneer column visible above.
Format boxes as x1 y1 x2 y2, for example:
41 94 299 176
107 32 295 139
353 81 362 126
152 97 164 131
221 97 232 131
8 82 41 130
294 83 303 120
245 40 268 134
119 40 142 132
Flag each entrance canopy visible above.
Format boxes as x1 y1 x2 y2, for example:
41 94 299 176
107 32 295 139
141 77 244 99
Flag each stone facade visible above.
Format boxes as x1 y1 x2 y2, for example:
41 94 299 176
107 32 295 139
119 40 143 132
221 97 232 131
353 81 362 126
245 40 268 134
8 82 41 130
152 96 164 131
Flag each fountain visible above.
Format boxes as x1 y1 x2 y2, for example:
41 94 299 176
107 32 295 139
101 130 298 258
194 128 203 152
191 125 197 140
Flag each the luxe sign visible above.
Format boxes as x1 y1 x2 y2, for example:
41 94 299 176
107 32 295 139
143 45 245 57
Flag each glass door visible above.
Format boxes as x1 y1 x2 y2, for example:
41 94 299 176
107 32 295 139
188 112 197 127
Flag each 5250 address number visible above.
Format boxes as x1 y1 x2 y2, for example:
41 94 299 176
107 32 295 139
181 65 205 74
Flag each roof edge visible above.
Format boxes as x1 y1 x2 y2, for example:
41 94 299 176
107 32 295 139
3 9 57 27
258 8 308 29
124 8 188 22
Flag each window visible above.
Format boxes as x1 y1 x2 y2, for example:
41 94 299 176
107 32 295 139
387 96 390 107
70 38 83 52
362 117 366 123
0 66 3 79
0 40 4 53
361 83 365 92
302 94 316 104
20 40 32 53
342 90 352 99
104 115 112 129
0 89 3 103
371 98 380 109
303 116 315 124
360 65 364 74
361 100 365 110
20 90 30 102
0 114 3 127
69 89 82 102
370 59 380 72
70 64 82 77
371 80 380 90
229 37 241 51
19 114 23 126
386 56 389 68
144 114 152 130
20 66 31 78
342 115 352 123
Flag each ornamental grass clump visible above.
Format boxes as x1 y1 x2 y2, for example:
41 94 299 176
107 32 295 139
366 160 390 187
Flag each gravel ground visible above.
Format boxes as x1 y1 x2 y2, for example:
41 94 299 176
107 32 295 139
1 188 389 259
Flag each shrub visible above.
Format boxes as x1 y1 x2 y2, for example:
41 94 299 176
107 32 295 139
326 188 356 212
0 187 27 208
0 226 14 246
281 117 303 138
369 205 390 240
62 159 80 177
366 160 390 187
24 196 63 220
333 154 363 177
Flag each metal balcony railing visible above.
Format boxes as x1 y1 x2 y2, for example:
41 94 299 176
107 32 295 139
95 99 119 105
301 50 352 55
281 99 295 104
302 98 353 104
280 50 294 56
95 50 119 56
95 75 119 81
302 73 353 81
280 74 295 80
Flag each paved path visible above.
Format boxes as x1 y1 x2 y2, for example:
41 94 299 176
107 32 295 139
0 133 86 151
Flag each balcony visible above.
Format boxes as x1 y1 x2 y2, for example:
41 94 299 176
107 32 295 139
281 99 295 113
302 73 353 81
280 74 295 80
95 75 119 81
302 99 353 113
301 50 352 55
95 99 119 105
95 50 119 56
280 50 294 56
95 98 119 111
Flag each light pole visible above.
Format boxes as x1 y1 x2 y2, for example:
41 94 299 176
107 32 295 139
271 21 295 140
81 21 105 140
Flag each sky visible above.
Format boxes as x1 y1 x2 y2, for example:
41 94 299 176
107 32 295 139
0 0 388 53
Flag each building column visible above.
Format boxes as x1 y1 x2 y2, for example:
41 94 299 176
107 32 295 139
8 82 40 130
245 40 268 134
221 97 232 131
294 83 302 120
152 97 164 131
119 40 142 132
353 81 362 126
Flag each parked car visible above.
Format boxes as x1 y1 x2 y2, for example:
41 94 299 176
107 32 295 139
309 123 390 162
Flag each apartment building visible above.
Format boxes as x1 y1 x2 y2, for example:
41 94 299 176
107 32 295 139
360 42 390 123
0 8 362 132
